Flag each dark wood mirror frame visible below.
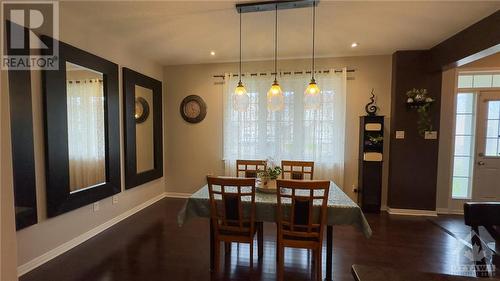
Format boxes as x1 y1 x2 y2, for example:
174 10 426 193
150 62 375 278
123 67 163 189
6 20 38 229
41 36 121 217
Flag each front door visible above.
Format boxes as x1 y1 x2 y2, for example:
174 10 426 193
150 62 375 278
473 91 500 201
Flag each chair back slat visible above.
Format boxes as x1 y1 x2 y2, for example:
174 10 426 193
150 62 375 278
276 180 329 240
207 176 256 237
236 160 267 178
281 160 314 180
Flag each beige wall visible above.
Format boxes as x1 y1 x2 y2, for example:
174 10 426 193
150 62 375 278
9 8 166 269
436 52 500 212
1 70 19 281
164 55 392 203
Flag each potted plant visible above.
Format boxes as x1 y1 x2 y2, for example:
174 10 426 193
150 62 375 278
258 159 282 190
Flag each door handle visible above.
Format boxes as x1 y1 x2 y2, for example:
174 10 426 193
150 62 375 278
477 161 485 166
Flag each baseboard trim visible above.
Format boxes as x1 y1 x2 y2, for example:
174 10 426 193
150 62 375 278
436 208 464 215
17 192 167 277
164 192 191 198
387 208 438 217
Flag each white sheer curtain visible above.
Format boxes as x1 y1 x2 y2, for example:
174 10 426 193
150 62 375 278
223 69 346 187
67 79 106 192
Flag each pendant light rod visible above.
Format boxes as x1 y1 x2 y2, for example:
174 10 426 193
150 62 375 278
239 8 242 83
274 3 278 82
311 0 316 80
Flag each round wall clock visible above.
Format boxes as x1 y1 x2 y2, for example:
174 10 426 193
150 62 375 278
135 97 150 124
180 95 207 124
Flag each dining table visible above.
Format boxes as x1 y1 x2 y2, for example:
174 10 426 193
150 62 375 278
177 181 372 281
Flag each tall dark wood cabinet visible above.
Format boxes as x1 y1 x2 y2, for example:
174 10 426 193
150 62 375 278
358 116 384 213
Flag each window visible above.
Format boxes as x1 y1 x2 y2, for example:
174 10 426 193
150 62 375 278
458 73 500 89
451 93 476 199
223 70 347 183
485 101 500 157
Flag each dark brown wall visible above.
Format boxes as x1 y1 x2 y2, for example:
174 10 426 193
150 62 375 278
388 11 500 211
388 51 442 211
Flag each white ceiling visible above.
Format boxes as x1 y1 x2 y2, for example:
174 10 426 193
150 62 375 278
61 1 500 66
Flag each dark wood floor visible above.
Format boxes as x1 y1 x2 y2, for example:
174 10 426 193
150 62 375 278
21 198 476 281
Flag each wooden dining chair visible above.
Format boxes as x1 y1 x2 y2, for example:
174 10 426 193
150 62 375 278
281 160 314 180
206 176 263 271
236 160 267 178
275 179 330 281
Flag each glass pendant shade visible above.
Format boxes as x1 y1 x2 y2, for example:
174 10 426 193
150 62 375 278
233 81 249 112
304 78 321 109
267 81 284 111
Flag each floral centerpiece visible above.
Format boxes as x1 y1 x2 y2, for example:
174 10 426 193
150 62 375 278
257 158 282 190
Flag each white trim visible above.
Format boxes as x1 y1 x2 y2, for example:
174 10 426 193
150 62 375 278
380 205 388 212
17 192 167 277
387 208 437 217
164 192 191 199
436 208 464 215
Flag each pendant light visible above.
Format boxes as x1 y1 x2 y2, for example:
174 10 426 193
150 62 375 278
267 3 284 112
304 0 320 109
233 8 250 112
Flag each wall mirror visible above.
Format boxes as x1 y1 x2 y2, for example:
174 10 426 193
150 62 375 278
123 68 163 189
6 20 38 229
42 37 121 217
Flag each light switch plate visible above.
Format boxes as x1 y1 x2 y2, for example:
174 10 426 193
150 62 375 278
93 202 100 212
395 131 405 139
424 131 438 140
112 195 118 205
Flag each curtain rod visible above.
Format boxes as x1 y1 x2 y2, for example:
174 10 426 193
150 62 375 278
213 68 355 78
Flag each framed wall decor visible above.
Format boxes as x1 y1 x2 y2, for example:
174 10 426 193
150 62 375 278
123 67 163 189
180 95 207 124
41 36 121 217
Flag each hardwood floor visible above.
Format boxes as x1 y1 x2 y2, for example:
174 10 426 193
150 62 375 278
21 198 474 281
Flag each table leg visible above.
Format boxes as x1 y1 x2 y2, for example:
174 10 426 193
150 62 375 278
210 219 215 272
325 225 333 281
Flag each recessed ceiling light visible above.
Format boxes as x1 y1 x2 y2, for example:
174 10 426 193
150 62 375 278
351 42 358 48
210 51 216 56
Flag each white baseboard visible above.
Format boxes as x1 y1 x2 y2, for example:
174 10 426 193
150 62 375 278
387 207 438 217
380 205 388 211
17 192 167 277
436 208 464 215
164 192 191 198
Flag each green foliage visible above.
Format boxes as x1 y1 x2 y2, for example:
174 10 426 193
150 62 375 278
258 166 282 180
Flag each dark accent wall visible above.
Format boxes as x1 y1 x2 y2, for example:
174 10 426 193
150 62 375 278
388 11 500 211
388 51 442 210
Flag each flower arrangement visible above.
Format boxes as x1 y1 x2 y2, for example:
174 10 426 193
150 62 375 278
258 158 282 180
406 88 434 107
405 88 434 137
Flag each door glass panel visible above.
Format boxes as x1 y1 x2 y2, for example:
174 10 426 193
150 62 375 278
453 156 471 177
66 62 106 193
455 114 473 135
454 135 472 156
452 177 469 198
456 94 474 114
484 101 500 157
452 93 476 199
488 101 500 119
487 120 499 138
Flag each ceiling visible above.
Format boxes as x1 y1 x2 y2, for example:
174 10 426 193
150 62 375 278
61 1 500 66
